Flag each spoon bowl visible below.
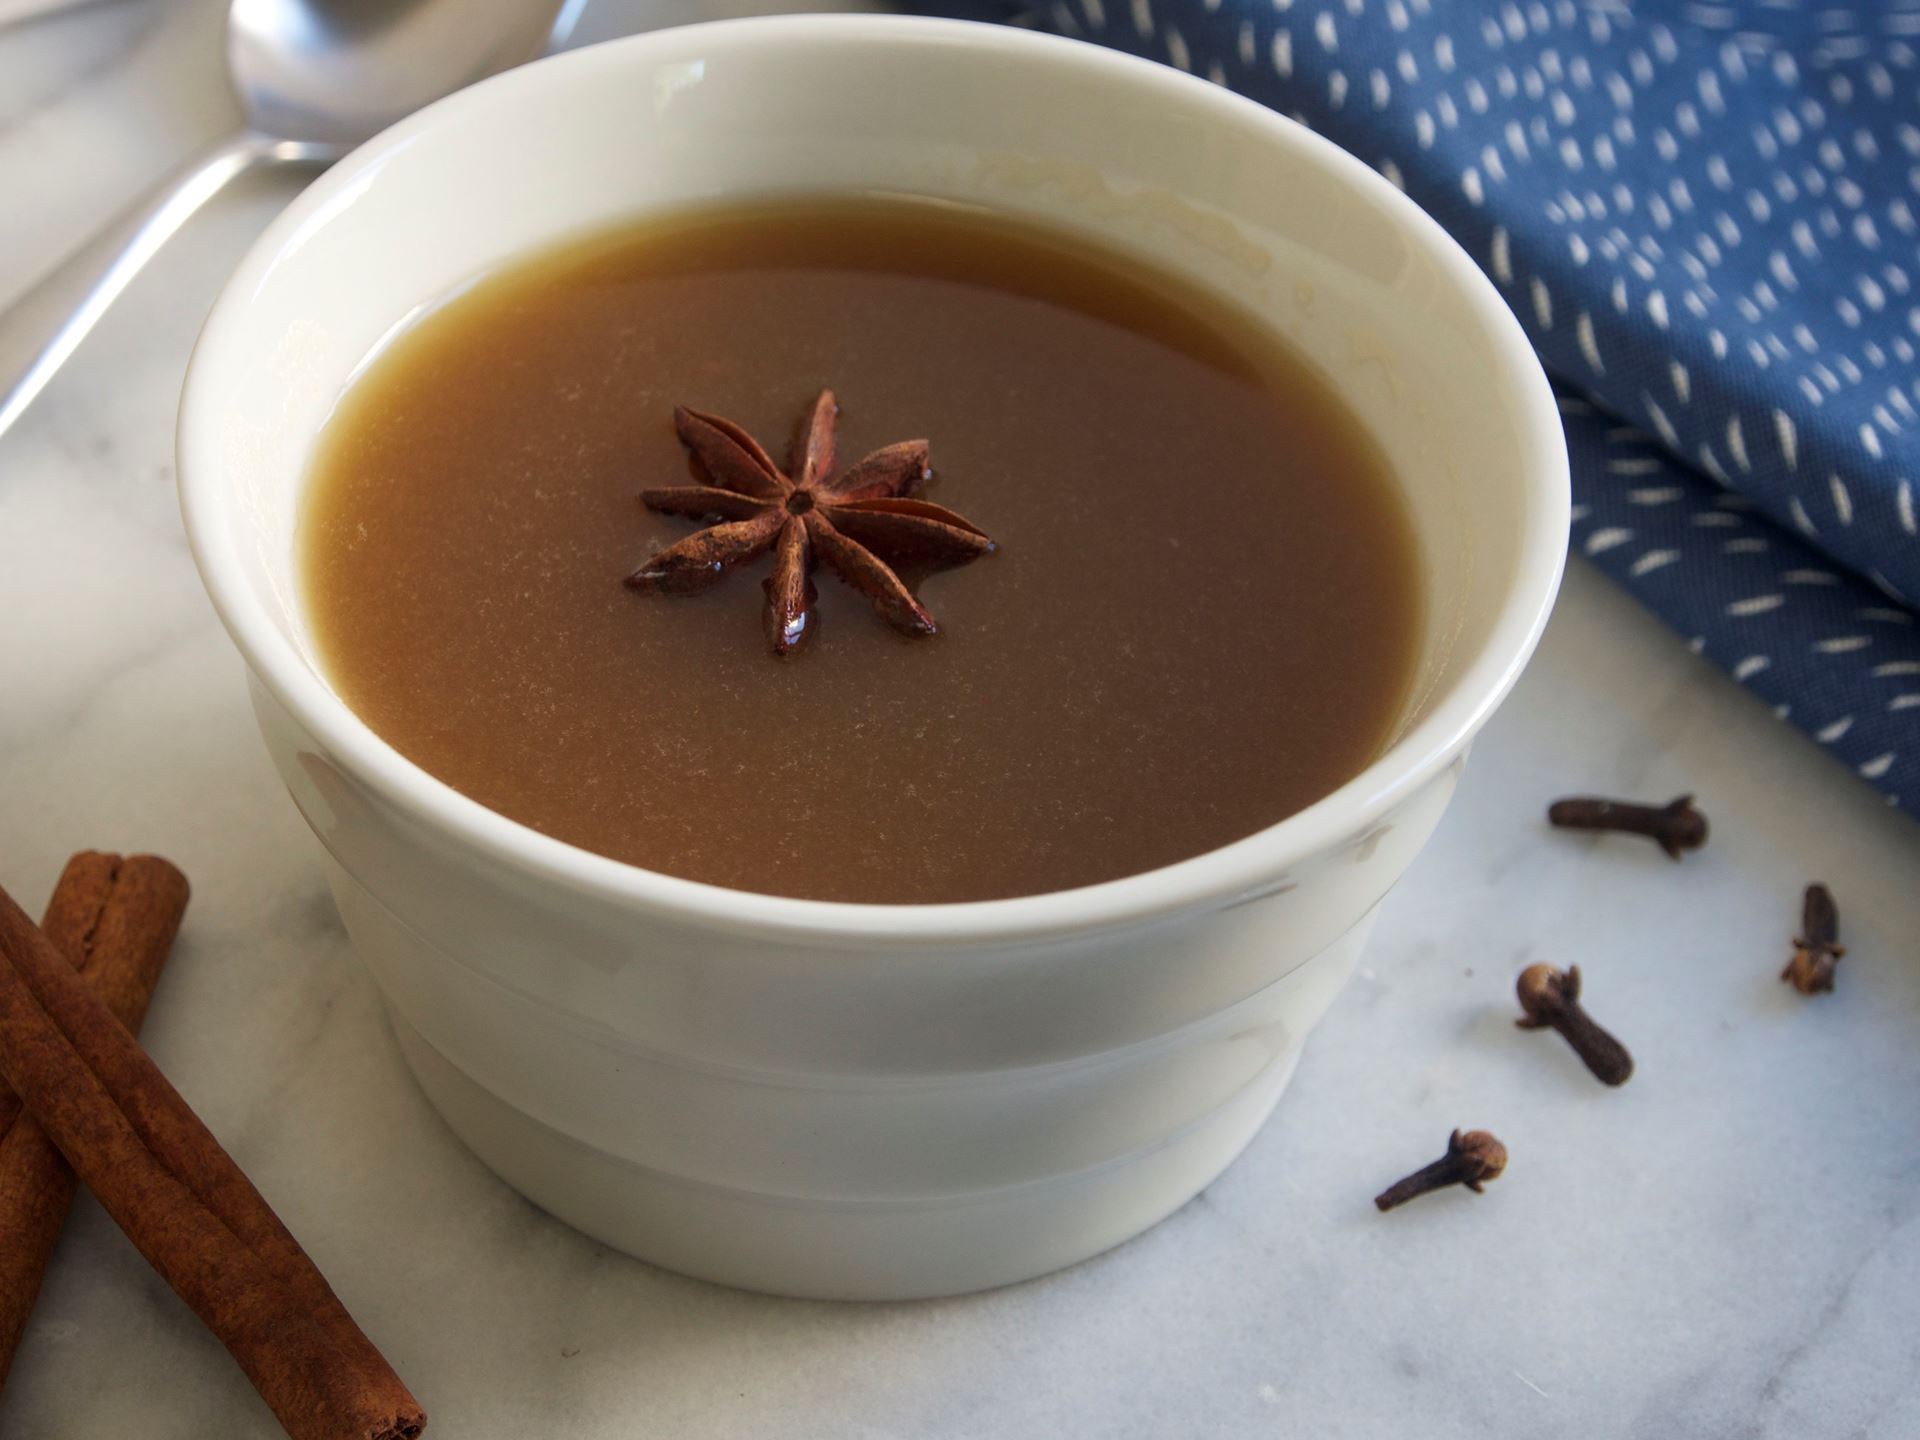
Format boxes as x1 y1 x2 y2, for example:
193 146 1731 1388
229 0 567 146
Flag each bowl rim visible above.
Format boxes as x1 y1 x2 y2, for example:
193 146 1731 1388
177 13 1568 947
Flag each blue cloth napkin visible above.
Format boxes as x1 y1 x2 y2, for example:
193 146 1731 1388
925 0 1920 810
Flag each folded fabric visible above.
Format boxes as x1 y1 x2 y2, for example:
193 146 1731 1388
922 0 1920 810
1560 380 1918 797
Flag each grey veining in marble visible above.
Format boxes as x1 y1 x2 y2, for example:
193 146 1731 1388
2 3 1918 1436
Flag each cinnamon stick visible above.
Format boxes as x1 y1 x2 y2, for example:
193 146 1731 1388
0 874 424 1440
0 853 189 1390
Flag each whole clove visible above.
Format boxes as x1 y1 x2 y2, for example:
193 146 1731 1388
1546 794 1708 859
1515 963 1634 1086
1782 883 1844 995
1374 1129 1508 1212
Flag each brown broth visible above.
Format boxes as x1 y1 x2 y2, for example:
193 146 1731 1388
300 196 1422 904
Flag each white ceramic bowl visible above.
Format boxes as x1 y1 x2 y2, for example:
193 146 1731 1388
179 15 1567 1299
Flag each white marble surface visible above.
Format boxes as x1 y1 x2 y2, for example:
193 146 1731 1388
3 3 1919 1436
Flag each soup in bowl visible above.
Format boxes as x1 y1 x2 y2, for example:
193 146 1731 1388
179 16 1567 1299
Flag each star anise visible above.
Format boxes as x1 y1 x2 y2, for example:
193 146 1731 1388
626 390 995 654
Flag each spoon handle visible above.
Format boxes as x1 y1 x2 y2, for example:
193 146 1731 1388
0 130 341 443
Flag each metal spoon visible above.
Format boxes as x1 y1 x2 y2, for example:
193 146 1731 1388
0 0 572 441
